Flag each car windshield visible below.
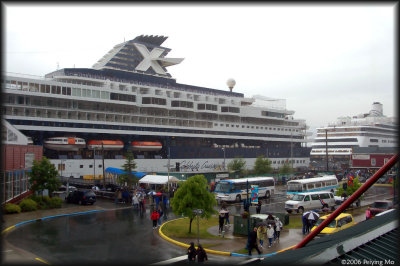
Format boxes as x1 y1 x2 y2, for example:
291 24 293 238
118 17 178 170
314 218 337 228
372 202 389 208
215 182 230 193
292 194 305 201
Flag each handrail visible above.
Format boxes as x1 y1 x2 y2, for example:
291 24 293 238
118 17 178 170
294 153 399 249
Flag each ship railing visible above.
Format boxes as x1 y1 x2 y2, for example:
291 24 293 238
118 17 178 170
4 72 47 80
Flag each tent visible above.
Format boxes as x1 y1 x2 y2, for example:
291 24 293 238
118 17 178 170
138 175 180 185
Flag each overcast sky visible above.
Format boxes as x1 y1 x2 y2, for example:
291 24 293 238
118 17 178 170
3 3 396 135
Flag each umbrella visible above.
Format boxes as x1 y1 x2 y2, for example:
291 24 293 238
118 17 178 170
148 191 157 195
219 209 229 214
155 192 162 196
303 211 320 221
256 221 269 227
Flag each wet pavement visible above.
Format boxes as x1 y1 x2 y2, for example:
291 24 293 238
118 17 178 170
1 184 393 265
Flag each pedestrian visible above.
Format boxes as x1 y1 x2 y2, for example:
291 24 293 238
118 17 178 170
256 201 262 214
267 224 274 248
117 189 122 203
187 242 197 262
366 206 372 220
196 244 208 263
302 215 307 235
150 208 159 229
162 193 168 219
275 218 282 241
138 191 145 213
257 224 266 248
155 193 160 210
114 189 119 204
157 206 163 227
248 227 262 256
224 208 230 226
218 210 225 236
132 193 139 209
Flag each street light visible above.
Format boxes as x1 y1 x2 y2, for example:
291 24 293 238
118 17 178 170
192 209 204 246
222 148 226 171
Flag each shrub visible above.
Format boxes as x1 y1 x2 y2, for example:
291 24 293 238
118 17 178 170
29 195 50 209
4 203 21 214
19 198 38 212
48 197 63 208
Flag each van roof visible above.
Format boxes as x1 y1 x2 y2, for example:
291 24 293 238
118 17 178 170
297 191 333 195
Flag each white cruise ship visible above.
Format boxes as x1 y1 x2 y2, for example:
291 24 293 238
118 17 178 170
310 102 397 168
3 35 311 178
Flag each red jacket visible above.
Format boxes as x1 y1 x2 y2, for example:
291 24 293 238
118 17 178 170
151 211 160 220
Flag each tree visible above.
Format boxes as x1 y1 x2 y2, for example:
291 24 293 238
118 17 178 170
170 175 217 233
28 156 60 196
279 161 294 175
118 150 137 187
254 155 273 175
227 157 246 176
336 176 363 198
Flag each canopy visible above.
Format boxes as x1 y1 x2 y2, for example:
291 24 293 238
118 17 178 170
105 167 146 178
138 175 179 185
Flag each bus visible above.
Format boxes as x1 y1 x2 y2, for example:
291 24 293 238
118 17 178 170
286 175 339 199
214 177 275 203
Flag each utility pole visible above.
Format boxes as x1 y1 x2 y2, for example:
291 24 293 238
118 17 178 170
102 142 105 188
167 146 170 192
325 129 329 172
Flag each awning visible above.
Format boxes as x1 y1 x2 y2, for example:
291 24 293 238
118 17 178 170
138 175 179 185
105 167 146 178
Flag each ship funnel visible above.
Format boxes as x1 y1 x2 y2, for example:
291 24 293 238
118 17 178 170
369 102 383 117
226 78 236 92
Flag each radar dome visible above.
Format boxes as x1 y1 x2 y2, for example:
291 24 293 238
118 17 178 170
226 78 236 92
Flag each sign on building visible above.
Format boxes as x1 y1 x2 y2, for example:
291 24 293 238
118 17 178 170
25 153 35 168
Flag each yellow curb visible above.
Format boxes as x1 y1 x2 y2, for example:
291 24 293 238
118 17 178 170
35 257 50 264
277 245 295 253
159 217 231 256
2 225 15 234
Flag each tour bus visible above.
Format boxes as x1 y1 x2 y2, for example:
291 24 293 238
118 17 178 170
286 175 339 199
214 177 275 203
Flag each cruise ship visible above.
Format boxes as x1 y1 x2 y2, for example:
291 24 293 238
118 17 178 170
310 102 397 168
3 35 311 178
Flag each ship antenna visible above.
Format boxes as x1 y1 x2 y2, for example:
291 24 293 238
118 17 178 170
57 62 59 70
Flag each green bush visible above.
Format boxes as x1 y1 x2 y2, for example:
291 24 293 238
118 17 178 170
4 203 21 214
48 197 63 208
19 198 38 212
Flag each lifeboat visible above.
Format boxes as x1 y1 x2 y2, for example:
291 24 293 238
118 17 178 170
87 140 124 150
44 137 86 151
131 141 162 151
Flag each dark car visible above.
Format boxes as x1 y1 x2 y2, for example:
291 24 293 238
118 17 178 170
370 200 394 216
66 190 96 205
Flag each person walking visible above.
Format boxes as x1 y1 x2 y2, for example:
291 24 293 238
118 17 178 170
248 227 262 256
266 224 275 248
256 201 262 214
366 206 372 220
138 191 145 213
224 208 230 226
150 208 159 229
132 193 139 209
187 242 197 263
157 206 163 227
114 189 119 204
218 210 225 236
257 225 266 248
196 244 208 263
275 218 282 242
302 215 307 235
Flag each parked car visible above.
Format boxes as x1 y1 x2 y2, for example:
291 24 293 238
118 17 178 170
370 200 394 216
66 190 96 205
311 213 356 237
58 185 77 192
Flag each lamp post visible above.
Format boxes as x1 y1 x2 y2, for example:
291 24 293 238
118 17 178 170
102 142 105 188
167 146 170 192
325 129 329 172
93 147 96 180
246 179 250 249
222 148 226 171
192 209 203 246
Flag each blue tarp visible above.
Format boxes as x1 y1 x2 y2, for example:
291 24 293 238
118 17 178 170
105 167 146 178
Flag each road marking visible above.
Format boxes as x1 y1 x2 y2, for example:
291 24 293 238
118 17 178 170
237 258 260 264
150 255 187 265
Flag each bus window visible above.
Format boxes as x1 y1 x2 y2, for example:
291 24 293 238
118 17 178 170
231 184 236 191
303 184 307 190
215 182 230 193
307 184 314 190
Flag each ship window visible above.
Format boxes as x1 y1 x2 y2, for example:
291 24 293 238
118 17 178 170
82 89 87 97
40 84 46 93
80 165 83 168
87 90 92 97
51 86 56 94
57 86 61 94
67 87 71 95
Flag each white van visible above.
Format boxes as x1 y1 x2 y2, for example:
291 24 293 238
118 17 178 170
284 191 335 214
